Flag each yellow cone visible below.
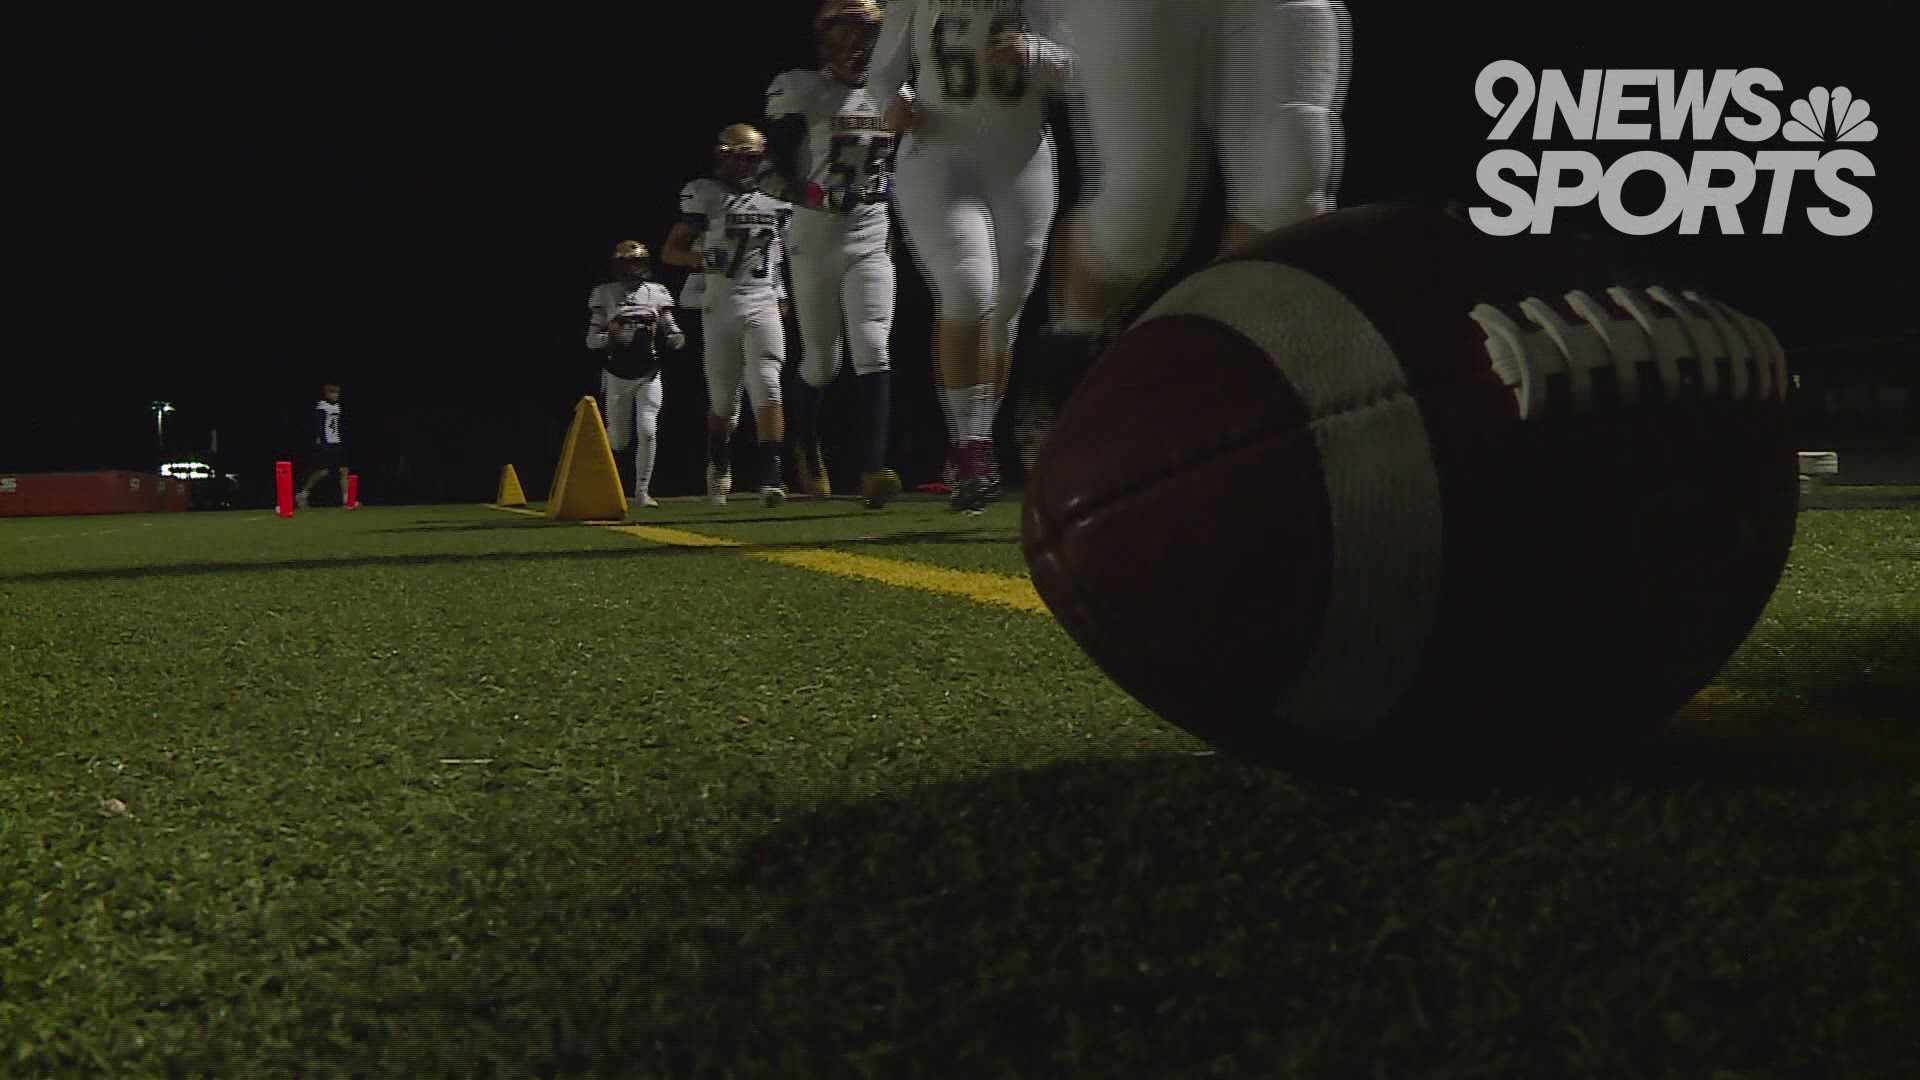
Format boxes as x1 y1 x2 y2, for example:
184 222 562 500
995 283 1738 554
546 396 628 521
495 464 529 508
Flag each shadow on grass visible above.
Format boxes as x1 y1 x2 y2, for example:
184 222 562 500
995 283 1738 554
497 740 1917 1077
168 619 1902 1077
0 531 1018 584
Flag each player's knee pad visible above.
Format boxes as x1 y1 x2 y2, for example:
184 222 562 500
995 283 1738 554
1228 103 1339 232
800 343 842 390
935 292 995 336
849 318 890 376
1084 178 1198 283
706 392 740 429
746 356 783 412
603 410 633 452
930 259 995 330
704 351 745 418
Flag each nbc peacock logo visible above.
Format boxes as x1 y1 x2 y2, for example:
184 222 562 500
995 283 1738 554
1782 87 1877 142
1469 63 1878 238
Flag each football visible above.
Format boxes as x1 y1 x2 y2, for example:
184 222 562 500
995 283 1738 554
1020 203 1800 792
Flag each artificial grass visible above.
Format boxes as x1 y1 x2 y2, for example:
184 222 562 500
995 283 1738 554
1 502 1915 1077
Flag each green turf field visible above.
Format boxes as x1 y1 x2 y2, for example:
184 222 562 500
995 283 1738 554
3 495 1916 1077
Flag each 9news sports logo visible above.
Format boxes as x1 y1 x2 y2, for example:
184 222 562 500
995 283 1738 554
1470 62 1877 237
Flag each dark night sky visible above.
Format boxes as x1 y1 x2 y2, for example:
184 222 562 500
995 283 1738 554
12 3 1911 502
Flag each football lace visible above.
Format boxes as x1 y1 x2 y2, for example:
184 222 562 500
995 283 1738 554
1467 286 1786 419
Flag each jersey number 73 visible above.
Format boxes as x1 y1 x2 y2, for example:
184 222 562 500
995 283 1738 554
711 226 776 279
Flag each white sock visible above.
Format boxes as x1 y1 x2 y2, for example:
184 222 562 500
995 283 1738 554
635 436 656 496
969 384 996 442
938 387 970 441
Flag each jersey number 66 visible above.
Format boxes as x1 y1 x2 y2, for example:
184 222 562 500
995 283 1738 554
932 16 1028 103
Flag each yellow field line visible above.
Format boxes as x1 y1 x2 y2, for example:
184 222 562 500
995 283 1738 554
607 523 1049 614
483 505 1045 614
609 524 745 549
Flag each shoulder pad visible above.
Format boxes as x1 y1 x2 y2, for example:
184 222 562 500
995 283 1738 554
765 70 803 115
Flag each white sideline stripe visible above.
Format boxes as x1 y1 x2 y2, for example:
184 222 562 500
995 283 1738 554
1140 261 1447 742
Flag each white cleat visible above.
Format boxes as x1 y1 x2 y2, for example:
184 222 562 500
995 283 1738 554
638 494 660 508
761 484 787 509
707 467 731 507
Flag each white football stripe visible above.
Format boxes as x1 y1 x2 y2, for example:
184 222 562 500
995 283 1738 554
1680 292 1752 401
1564 290 1646 406
1140 261 1447 742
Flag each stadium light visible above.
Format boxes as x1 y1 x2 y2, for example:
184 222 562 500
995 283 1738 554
152 401 176 447
160 460 215 480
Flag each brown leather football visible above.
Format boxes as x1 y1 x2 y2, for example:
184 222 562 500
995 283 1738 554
1020 203 1800 791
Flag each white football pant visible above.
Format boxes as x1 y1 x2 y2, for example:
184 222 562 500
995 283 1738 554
789 208 896 389
893 128 1057 358
1062 0 1352 280
601 368 663 496
703 298 786 421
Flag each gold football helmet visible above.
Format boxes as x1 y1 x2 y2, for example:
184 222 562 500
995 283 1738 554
815 0 882 32
610 240 652 280
817 0 883 84
714 123 768 188
715 123 767 156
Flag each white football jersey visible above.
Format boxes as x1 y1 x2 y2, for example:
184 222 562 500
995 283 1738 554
765 68 896 218
678 271 706 311
314 399 341 445
868 0 1072 145
586 280 678 349
679 178 792 311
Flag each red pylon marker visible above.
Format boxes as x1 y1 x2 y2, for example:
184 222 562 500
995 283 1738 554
276 460 295 517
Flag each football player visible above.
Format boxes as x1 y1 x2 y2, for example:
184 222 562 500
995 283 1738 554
296 382 349 510
1017 0 1353 456
662 124 797 509
587 241 687 508
867 0 1075 514
676 255 791 490
759 0 904 511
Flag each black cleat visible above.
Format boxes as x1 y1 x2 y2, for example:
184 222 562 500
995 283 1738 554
952 477 988 516
1008 328 1108 474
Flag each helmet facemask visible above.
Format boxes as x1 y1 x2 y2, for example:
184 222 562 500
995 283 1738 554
821 19 881 86
610 241 652 282
714 124 768 191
